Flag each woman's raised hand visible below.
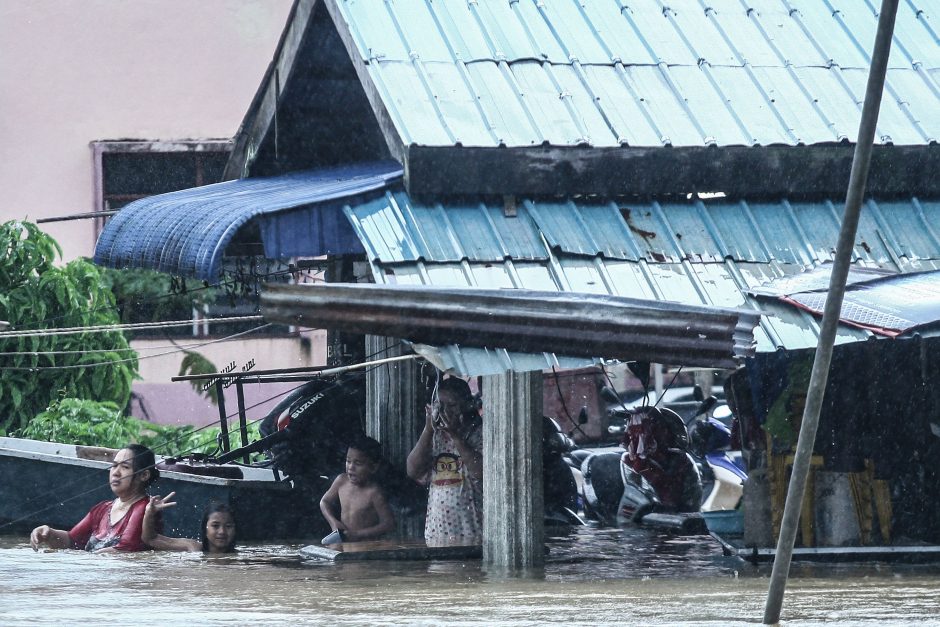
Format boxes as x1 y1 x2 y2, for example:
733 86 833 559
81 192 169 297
29 525 51 550
147 491 178 512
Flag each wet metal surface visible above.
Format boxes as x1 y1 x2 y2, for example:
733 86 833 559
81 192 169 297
3 526 940 625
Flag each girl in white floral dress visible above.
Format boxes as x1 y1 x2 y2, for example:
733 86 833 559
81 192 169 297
407 377 483 547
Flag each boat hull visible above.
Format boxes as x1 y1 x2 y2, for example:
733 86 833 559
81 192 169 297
0 437 323 541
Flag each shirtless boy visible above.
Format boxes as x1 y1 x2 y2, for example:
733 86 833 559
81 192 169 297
319 435 395 542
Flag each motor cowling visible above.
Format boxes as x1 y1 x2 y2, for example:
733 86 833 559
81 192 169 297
259 378 364 483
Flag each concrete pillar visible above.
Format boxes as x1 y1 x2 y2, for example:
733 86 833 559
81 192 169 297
365 335 424 538
482 370 544 570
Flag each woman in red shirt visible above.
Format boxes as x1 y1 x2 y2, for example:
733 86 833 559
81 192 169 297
30 443 160 552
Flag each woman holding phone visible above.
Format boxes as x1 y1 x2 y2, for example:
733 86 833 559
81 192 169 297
406 377 483 547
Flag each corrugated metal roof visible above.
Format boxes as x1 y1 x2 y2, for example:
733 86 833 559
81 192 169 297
261 283 761 369
347 192 940 267
344 192 940 373
333 0 940 148
94 161 402 282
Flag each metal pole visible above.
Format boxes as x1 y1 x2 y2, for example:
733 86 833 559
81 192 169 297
235 381 251 464
216 379 231 453
763 1 899 623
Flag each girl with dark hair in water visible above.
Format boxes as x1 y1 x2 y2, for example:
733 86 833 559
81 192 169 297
142 494 237 554
30 443 161 553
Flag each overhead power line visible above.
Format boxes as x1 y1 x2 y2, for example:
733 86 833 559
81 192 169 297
0 324 320 357
0 315 264 339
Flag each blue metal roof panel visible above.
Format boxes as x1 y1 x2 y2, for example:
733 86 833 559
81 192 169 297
578 0 658 63
823 0 914 69
579 65 664 146
745 0 829 67
509 62 587 145
360 195 940 269
421 61 498 147
708 65 798 145
341 190 940 373
522 0 612 64
524 201 638 259
463 61 542 146
886 69 940 141
785 0 871 68
897 0 940 67
749 66 842 143
618 1 699 65
369 62 454 145
473 0 568 63
619 66 705 146
420 0 493 62
336 0 409 61
790 67 864 142
653 65 755 146
94 162 403 282
839 68 930 144
335 0 940 149
704 0 788 67
350 192 940 372
660 0 742 66
344 193 548 263
894 198 940 255
380 0 456 63
551 64 621 146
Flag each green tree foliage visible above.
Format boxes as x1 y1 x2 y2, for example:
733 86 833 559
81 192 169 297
18 397 146 448
17 396 262 459
98 267 212 328
178 351 221 404
0 221 138 433
100 267 222 405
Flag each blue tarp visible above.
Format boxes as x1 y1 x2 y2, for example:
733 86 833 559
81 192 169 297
93 161 403 283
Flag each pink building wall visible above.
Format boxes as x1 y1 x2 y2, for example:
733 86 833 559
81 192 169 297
0 1 324 428
0 0 293 261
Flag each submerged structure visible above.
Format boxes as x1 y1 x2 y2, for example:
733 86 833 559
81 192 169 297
94 0 940 565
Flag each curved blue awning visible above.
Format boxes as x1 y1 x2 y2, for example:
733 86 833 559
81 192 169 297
93 161 403 283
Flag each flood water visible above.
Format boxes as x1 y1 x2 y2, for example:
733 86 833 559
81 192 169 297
3 526 940 626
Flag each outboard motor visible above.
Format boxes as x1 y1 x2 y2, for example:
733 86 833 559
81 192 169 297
258 377 365 483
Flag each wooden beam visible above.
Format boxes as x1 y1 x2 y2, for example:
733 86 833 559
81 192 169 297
224 0 320 181
404 144 940 199
321 0 405 165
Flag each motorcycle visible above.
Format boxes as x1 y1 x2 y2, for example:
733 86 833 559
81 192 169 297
687 393 747 535
580 387 706 533
581 383 749 534
541 416 587 526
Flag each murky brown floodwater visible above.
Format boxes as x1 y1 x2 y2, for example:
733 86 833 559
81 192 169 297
2 526 939 626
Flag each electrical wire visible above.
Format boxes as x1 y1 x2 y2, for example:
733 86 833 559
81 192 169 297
0 321 324 358
0 315 264 339
0 323 287 358
9 265 316 332
0 325 289 371
551 365 590 440
1 341 408 532
0 380 316 533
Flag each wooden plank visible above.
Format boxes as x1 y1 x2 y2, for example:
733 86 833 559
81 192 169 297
405 144 940 199
224 0 319 181
299 539 482 562
321 0 405 165
711 532 940 563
